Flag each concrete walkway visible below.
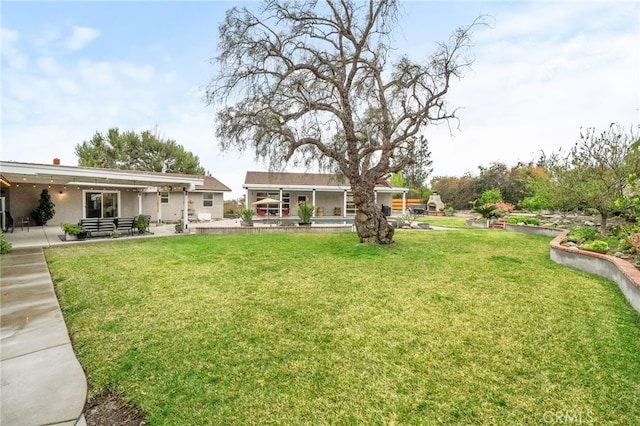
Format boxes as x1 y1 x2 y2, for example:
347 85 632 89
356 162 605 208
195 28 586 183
0 221 229 425
1 247 87 426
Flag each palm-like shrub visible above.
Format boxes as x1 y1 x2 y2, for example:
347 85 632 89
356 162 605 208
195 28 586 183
238 208 255 223
297 203 314 223
473 203 498 219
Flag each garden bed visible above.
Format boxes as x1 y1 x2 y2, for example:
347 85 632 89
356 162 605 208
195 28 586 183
551 231 640 314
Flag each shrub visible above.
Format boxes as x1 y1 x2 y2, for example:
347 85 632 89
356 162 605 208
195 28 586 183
133 216 149 233
0 231 12 254
60 223 85 236
507 216 540 226
238 208 255 223
297 203 315 223
473 203 498 219
494 202 515 217
478 189 503 206
567 227 598 244
582 240 609 251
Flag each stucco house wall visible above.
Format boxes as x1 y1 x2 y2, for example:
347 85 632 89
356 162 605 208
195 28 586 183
1 161 231 227
243 171 403 218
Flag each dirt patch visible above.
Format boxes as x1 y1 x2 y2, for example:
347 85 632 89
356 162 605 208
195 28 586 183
84 393 146 426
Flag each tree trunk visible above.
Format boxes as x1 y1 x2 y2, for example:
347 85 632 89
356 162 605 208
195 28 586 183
599 211 608 236
352 182 395 244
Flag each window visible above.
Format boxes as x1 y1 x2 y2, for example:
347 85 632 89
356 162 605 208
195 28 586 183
160 191 169 204
84 191 119 218
202 193 214 208
256 191 290 215
346 192 357 215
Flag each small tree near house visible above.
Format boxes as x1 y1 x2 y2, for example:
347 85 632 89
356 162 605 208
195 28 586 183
31 189 56 226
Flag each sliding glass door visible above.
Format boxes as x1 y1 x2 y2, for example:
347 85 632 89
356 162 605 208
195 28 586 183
84 191 120 218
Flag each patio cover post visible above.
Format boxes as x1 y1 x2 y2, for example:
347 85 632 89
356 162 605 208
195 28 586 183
312 189 316 217
137 192 142 215
279 188 283 216
183 188 189 231
343 190 347 217
157 191 163 224
402 192 407 212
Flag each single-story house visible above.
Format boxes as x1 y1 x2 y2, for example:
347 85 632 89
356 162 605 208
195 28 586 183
243 171 409 217
0 160 231 230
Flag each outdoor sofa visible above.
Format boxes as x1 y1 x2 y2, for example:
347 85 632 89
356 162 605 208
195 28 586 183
79 217 135 237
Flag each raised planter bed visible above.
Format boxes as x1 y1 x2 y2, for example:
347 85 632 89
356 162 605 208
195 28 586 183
550 230 640 315
504 223 563 238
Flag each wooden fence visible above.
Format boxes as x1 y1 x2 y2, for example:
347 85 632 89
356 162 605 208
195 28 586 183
391 198 423 211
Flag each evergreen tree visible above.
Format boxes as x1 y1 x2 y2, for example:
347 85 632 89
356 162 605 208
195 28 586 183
31 189 55 225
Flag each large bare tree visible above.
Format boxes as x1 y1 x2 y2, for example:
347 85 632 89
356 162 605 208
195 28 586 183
206 0 482 244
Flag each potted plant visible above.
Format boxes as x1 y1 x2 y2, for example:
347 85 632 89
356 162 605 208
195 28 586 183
444 206 455 216
133 216 148 234
110 223 122 238
297 202 314 225
61 222 85 241
238 208 255 226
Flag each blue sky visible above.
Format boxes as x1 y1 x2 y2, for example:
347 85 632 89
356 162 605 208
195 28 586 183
2 1 639 199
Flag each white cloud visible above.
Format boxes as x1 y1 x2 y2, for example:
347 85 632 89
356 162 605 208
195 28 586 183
66 26 99 50
2 2 638 199
77 60 115 85
424 1 640 178
1 28 28 70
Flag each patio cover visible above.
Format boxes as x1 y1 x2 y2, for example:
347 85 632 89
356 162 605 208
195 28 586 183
0 161 204 190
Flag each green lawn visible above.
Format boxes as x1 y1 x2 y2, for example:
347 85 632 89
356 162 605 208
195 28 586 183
47 229 640 425
415 215 470 228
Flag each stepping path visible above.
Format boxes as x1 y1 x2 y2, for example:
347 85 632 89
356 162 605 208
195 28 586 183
1 248 87 426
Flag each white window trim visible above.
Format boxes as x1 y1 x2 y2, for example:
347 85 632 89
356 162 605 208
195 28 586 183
159 191 170 204
202 193 214 208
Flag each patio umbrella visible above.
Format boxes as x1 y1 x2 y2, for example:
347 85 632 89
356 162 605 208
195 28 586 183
252 198 281 224
252 197 281 205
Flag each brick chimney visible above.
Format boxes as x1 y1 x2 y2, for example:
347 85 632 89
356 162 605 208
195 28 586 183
53 158 60 165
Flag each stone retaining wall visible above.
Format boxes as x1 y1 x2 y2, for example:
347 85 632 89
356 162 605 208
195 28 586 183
465 219 489 229
550 231 640 315
504 223 564 238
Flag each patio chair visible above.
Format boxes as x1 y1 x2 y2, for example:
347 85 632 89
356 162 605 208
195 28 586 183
256 207 267 216
282 208 290 216
4 212 14 233
16 216 29 232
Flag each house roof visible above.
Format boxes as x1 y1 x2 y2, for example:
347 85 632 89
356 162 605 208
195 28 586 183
245 171 349 187
0 161 230 192
195 176 232 192
243 171 400 192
